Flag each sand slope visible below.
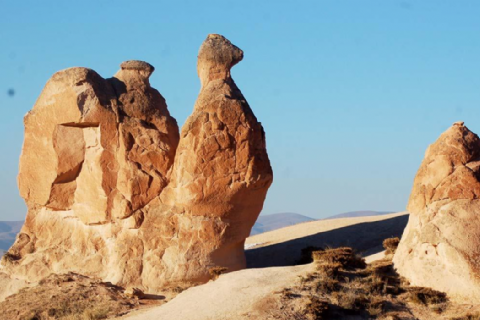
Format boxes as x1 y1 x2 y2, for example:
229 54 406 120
119 264 313 320
246 211 408 268
250 212 315 236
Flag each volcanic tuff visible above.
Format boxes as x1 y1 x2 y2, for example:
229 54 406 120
0 34 272 298
394 121 480 303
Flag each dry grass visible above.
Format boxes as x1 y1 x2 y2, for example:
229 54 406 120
316 262 342 278
312 247 366 269
314 277 340 294
383 237 400 255
208 266 228 280
0 273 140 320
271 244 455 319
407 287 447 306
304 297 329 318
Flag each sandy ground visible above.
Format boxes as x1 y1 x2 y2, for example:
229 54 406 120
118 212 409 320
365 250 386 263
118 264 314 320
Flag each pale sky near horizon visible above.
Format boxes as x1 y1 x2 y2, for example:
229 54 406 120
1 1 480 220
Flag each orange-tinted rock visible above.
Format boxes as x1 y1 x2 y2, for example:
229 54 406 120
394 121 480 303
1 34 272 298
2 62 179 290
157 34 273 282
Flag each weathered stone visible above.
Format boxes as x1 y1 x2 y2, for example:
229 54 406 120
394 121 480 303
1 35 272 298
2 61 179 291
158 34 273 282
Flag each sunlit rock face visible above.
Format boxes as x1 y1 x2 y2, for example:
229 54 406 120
1 34 272 297
158 34 273 282
394 121 480 303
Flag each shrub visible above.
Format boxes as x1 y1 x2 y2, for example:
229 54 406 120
333 289 369 311
362 274 387 295
312 247 366 269
315 277 340 293
408 287 447 306
304 297 329 318
280 288 301 299
383 237 400 255
367 296 387 317
316 263 342 278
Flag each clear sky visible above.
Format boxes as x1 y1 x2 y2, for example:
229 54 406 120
1 0 480 221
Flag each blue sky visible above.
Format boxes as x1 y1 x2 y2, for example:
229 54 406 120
1 0 480 220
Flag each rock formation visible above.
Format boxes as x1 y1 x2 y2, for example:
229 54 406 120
393 121 480 303
157 34 273 280
0 34 272 297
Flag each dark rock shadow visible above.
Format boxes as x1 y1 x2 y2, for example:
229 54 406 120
142 294 166 300
246 214 409 269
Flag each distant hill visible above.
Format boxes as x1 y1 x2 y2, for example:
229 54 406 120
325 211 393 220
0 221 23 253
250 213 315 236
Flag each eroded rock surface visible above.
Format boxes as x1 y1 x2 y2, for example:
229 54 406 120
394 121 480 303
157 34 273 282
1 34 272 298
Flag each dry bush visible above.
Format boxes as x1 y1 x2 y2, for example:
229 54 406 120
361 260 404 296
304 297 329 318
299 272 321 285
383 238 400 255
368 260 394 276
0 273 138 320
316 263 342 278
407 287 447 306
208 266 228 280
291 244 452 320
280 288 301 299
314 277 340 294
312 247 366 269
362 274 387 295
333 289 369 311
367 295 387 317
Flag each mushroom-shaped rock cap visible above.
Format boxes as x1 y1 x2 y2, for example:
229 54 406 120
120 60 155 73
114 60 155 86
197 34 244 86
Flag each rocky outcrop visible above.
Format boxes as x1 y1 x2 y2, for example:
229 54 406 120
393 121 480 303
1 34 272 297
155 34 273 281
